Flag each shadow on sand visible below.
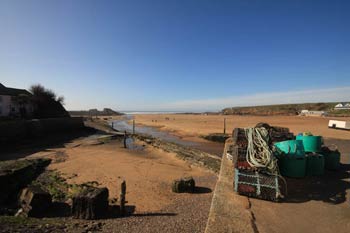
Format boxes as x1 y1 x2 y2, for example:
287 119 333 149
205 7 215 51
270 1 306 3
283 163 350 204
103 205 177 219
193 186 212 194
37 204 177 220
0 128 98 161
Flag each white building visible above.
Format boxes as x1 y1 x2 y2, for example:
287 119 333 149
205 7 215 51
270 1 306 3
334 103 350 110
299 110 327 117
0 83 34 118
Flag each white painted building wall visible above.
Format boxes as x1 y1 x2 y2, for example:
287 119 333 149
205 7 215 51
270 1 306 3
0 95 13 117
0 95 33 117
299 110 327 116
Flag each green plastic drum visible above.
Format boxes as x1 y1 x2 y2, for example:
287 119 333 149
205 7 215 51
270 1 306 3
296 135 323 152
279 156 306 178
306 154 325 176
322 151 341 170
274 140 305 156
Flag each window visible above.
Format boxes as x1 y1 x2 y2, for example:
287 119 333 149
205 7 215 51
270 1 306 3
0 96 2 103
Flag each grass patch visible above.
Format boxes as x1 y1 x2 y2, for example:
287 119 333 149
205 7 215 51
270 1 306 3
32 171 69 201
222 102 350 115
33 170 101 201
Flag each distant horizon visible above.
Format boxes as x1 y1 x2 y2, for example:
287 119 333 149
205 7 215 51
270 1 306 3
68 99 350 113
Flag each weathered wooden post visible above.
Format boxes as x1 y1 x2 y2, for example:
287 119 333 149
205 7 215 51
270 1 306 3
123 131 127 148
120 180 126 216
72 187 109 220
133 119 135 135
224 118 226 134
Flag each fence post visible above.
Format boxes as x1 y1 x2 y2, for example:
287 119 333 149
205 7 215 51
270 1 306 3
123 130 127 148
224 118 226 134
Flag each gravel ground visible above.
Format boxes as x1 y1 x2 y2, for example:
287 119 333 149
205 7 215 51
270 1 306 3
100 175 217 233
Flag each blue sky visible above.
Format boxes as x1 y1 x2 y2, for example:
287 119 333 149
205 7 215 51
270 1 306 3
1 0 349 111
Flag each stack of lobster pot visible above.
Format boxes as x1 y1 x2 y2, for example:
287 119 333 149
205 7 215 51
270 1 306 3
232 123 293 201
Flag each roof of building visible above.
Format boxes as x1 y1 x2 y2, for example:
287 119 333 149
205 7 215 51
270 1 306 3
0 83 32 96
335 102 350 108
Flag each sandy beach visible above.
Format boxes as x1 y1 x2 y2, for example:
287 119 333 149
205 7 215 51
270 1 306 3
133 114 350 140
9 135 217 233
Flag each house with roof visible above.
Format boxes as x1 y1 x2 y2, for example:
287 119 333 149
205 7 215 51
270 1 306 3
334 102 350 110
0 83 34 118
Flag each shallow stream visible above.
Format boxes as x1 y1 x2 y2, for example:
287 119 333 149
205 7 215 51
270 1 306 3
110 115 224 157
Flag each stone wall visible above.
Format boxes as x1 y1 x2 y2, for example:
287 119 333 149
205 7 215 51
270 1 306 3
0 158 51 204
0 117 85 143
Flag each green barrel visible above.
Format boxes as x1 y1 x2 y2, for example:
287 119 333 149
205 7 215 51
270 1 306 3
306 154 325 176
296 135 322 152
274 140 305 156
322 150 341 170
278 156 306 178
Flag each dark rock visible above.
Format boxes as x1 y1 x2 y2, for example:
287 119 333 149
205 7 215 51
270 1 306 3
72 187 109 219
202 133 229 143
0 158 51 204
18 185 52 217
172 177 195 193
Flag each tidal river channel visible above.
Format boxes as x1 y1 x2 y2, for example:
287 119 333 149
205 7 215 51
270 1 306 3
110 115 224 157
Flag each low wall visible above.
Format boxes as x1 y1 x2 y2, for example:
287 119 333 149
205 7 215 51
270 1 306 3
205 140 256 233
0 117 85 143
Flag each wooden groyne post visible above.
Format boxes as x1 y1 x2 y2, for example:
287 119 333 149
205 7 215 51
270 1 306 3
120 180 126 216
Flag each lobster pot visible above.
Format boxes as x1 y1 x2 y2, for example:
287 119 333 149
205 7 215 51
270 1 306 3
232 129 254 171
270 127 294 143
234 169 282 201
232 146 255 171
233 127 294 149
232 128 248 148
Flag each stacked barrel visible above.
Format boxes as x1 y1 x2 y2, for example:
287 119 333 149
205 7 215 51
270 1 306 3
274 134 341 178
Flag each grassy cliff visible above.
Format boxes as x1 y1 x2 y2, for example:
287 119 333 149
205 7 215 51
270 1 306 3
222 102 350 116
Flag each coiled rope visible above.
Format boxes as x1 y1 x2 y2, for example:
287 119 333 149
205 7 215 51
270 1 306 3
244 127 279 174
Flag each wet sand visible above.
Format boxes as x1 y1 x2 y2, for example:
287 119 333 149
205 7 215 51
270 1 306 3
27 138 217 214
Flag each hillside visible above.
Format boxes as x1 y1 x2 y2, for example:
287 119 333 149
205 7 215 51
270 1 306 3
222 102 350 116
69 108 124 116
